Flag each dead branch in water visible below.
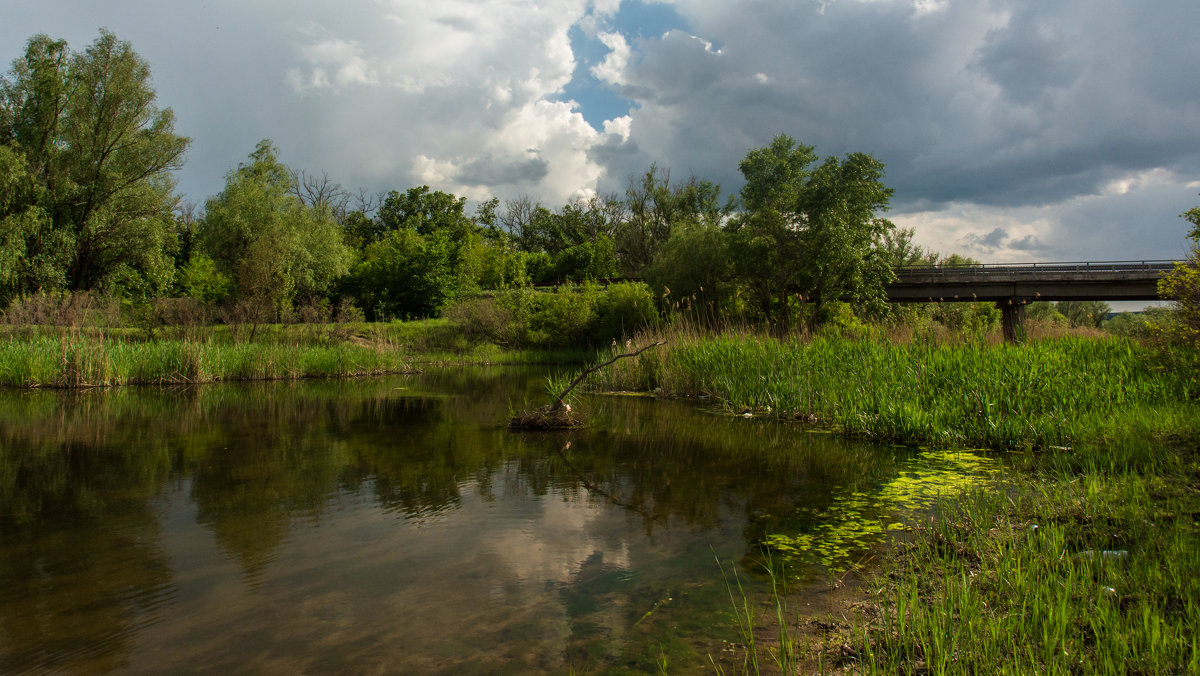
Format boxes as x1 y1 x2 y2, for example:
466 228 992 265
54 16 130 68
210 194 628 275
550 341 665 411
510 341 666 429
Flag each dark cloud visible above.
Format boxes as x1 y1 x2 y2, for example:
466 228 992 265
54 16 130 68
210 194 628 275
452 154 550 187
4 0 1198 263
970 12 1084 105
600 0 1200 215
957 227 1044 254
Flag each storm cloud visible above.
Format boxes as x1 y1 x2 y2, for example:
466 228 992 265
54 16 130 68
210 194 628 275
3 0 1197 263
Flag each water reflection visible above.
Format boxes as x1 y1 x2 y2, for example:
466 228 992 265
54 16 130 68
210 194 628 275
0 369 987 673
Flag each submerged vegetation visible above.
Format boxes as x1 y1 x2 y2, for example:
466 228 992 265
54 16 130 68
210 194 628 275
584 326 1199 673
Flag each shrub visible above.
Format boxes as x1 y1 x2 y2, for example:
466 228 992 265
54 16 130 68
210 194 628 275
1 290 122 328
444 296 520 346
446 283 663 349
595 282 658 344
530 285 600 347
152 297 212 327
816 301 871 339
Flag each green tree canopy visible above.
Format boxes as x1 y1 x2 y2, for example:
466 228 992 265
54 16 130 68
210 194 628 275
1158 198 1200 346
644 220 735 316
1055 300 1112 328
378 185 474 239
198 140 352 315
0 30 189 300
880 226 938 268
497 195 622 284
728 134 896 329
341 184 485 319
618 165 730 277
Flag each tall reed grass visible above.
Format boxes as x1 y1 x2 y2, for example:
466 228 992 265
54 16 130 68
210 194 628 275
0 334 407 387
593 327 1198 450
650 326 1200 673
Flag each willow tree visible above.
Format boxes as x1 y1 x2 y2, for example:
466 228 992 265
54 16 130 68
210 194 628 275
619 165 730 277
728 134 895 330
199 141 352 319
0 31 189 299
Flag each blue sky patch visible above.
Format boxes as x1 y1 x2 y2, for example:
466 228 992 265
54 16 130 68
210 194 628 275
609 0 688 40
555 1 690 130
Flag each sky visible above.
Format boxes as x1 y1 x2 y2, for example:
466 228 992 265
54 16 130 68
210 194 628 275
4 0 1200 265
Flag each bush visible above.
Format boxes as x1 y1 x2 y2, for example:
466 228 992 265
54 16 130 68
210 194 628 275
816 301 871 340
529 285 600 347
1 290 122 328
930 301 1000 334
444 282 662 349
152 297 212 327
443 296 520 346
595 282 658 344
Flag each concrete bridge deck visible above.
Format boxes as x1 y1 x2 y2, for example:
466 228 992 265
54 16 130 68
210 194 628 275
886 260 1183 340
887 260 1179 303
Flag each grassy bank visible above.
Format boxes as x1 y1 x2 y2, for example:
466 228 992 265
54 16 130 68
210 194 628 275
592 329 1198 450
0 320 591 388
588 329 1199 673
844 440 1200 674
0 333 407 387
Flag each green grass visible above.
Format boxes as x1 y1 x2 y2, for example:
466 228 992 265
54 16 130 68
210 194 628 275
592 330 1198 450
0 334 407 387
849 440 1200 674
0 319 593 388
587 327 1199 673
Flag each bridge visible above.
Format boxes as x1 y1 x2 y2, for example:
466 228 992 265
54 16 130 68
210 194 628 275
887 260 1182 341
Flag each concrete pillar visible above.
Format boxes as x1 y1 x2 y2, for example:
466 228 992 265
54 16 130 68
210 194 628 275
998 300 1026 343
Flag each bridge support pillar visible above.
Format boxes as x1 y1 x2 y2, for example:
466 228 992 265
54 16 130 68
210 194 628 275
998 300 1026 343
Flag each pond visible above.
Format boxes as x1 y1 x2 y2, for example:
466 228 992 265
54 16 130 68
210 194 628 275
0 367 996 674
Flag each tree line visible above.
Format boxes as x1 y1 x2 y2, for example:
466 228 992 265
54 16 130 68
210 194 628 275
2 31 1193 340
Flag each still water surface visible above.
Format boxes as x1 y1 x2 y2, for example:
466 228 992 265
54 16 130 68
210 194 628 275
0 367 993 673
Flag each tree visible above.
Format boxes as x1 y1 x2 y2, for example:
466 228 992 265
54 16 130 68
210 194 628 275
1158 199 1200 346
377 185 473 239
198 140 351 316
880 226 937 268
0 30 189 298
1026 301 1068 326
0 145 69 305
728 134 895 329
1055 300 1111 328
619 165 730 277
644 220 735 317
499 194 541 251
501 196 622 283
341 185 482 319
343 228 463 320
289 169 352 224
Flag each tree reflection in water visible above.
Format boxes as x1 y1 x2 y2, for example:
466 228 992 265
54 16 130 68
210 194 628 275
0 368 969 673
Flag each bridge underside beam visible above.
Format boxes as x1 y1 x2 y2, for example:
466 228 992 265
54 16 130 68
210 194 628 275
886 279 1162 304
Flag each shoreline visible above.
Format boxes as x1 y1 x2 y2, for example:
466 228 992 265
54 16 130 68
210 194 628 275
592 331 1198 673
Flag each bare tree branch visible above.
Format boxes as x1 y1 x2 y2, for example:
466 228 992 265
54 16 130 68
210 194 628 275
552 341 665 410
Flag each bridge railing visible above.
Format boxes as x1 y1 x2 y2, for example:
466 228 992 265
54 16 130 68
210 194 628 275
894 260 1183 277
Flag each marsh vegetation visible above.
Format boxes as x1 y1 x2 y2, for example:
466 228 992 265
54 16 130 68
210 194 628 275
4 27 1200 674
